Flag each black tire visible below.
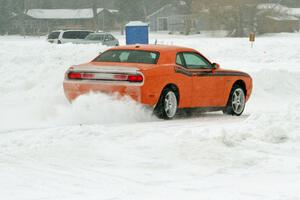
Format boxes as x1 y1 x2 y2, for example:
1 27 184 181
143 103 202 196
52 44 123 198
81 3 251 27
57 40 62 44
154 88 178 120
223 85 246 116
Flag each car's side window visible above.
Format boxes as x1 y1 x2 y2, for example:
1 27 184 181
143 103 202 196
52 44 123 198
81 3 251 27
63 31 75 39
104 35 109 41
176 53 184 66
74 32 79 39
95 35 103 41
182 52 211 69
95 35 102 41
79 31 92 39
73 31 81 39
48 32 60 39
107 35 114 41
63 31 91 39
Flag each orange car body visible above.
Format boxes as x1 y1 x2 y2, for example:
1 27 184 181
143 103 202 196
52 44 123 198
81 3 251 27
63 45 252 109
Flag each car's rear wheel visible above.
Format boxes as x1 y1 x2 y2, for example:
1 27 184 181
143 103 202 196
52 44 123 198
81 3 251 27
154 88 178 119
223 85 246 116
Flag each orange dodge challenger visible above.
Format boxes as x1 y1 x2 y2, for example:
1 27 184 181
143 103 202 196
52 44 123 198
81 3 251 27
64 45 252 119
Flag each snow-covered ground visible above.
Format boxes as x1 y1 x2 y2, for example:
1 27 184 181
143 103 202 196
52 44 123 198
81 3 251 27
0 33 300 200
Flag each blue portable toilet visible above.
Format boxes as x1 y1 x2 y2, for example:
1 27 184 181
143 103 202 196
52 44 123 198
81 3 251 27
125 21 149 45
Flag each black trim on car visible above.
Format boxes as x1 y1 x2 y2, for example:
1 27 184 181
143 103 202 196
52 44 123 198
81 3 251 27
174 66 193 77
175 66 250 78
178 106 226 113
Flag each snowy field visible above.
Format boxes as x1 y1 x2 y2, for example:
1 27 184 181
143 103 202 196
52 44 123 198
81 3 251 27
0 33 300 200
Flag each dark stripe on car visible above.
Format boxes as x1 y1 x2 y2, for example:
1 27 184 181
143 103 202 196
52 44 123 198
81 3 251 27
174 66 193 77
175 66 250 78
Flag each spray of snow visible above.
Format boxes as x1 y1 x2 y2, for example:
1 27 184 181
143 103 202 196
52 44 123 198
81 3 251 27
56 93 155 125
0 37 155 132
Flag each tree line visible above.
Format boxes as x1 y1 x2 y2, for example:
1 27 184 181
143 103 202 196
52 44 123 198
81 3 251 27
0 0 299 35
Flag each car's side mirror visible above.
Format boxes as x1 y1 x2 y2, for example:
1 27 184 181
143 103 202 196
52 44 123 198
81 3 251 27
212 63 220 69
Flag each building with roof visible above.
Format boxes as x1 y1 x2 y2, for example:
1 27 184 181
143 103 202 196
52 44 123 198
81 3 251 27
10 8 119 35
256 3 300 34
147 2 300 35
146 2 209 34
257 15 299 33
288 8 300 19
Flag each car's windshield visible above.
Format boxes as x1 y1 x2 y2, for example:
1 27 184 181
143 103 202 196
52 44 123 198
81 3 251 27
94 50 159 64
85 34 104 41
48 32 60 39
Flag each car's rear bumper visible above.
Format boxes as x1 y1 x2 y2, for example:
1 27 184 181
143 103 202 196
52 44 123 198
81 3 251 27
63 80 142 102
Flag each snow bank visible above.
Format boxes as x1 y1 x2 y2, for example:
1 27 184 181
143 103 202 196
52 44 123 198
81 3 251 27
1 34 300 200
1 34 300 131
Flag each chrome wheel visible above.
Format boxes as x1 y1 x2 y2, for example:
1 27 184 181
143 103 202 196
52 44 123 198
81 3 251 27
231 88 245 115
154 87 179 119
164 91 178 118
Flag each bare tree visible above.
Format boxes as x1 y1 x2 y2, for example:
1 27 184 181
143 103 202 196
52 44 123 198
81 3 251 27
90 0 98 31
198 0 262 37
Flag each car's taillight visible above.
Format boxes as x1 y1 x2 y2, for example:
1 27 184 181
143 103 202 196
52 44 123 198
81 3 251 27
113 74 128 81
127 74 143 82
67 71 143 83
68 72 82 79
68 72 96 80
113 74 143 82
82 73 95 78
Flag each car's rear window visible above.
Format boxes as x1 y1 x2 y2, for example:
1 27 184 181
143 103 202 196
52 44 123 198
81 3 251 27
94 50 159 64
48 32 60 39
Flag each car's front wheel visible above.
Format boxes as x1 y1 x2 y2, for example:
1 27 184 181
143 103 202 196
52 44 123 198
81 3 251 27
223 85 246 116
154 88 178 119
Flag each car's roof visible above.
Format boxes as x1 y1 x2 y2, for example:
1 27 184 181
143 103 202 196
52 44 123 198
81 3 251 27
110 44 196 52
50 30 94 33
88 32 110 35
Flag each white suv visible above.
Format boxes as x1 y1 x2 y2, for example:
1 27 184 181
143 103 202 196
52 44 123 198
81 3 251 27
47 30 93 44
